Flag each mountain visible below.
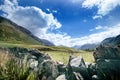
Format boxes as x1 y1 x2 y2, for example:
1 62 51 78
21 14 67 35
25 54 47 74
101 35 120 47
80 44 98 50
0 16 54 46
74 44 99 50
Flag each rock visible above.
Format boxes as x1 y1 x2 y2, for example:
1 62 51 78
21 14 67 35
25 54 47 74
29 59 38 69
94 35 120 60
56 74 67 80
92 75 99 80
92 35 120 80
101 35 120 47
0 47 67 80
73 72 84 80
70 56 86 68
65 56 91 80
57 61 66 75
39 60 59 80
87 63 97 78
96 59 120 80
94 45 120 60
70 56 90 79
65 71 84 80
85 62 91 68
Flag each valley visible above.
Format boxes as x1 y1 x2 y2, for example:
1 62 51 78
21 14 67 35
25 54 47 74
0 16 120 80
0 41 94 64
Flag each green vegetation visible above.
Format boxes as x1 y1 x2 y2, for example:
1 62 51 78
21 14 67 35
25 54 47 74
0 17 43 45
43 51 94 64
0 42 78 52
0 42 42 48
0 52 37 80
0 42 94 64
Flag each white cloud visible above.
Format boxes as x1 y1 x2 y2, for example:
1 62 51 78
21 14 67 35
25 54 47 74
46 8 58 13
89 25 103 31
46 8 50 12
95 26 102 30
72 24 120 46
41 23 120 47
0 0 61 34
0 0 120 47
82 0 120 18
93 15 102 19
52 10 57 13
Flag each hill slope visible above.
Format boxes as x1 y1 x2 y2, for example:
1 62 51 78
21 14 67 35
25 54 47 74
0 16 54 46
73 44 99 50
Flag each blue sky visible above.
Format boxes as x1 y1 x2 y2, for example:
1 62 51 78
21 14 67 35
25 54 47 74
0 0 120 47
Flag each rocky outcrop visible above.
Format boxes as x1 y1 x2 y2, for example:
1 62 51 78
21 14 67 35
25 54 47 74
67 56 90 80
94 34 120 60
96 59 120 80
93 45 120 60
55 56 91 80
93 34 120 80
56 74 66 80
39 60 59 80
0 47 62 80
6 47 93 80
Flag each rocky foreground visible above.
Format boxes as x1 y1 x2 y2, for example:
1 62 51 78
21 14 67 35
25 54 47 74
0 35 120 80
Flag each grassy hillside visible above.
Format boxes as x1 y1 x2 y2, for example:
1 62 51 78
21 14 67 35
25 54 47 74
0 16 43 45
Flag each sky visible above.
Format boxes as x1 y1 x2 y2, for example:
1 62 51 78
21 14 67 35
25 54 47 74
0 0 120 47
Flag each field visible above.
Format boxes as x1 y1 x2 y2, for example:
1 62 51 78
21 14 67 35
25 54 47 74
0 42 94 79
44 51 94 64
0 42 94 64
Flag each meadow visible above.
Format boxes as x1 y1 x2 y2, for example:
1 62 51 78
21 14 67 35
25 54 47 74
0 42 94 64
44 51 94 64
0 42 94 80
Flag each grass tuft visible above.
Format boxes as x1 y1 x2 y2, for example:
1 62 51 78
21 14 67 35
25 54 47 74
0 53 37 80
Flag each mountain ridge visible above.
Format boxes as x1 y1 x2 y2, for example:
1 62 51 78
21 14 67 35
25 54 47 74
0 16 54 46
73 43 99 50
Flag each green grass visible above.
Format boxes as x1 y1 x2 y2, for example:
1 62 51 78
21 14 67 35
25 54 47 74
0 42 78 52
0 42 43 48
43 51 94 64
0 17 43 45
0 52 37 80
0 42 95 65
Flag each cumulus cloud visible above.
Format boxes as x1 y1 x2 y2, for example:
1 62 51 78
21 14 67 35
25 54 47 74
0 0 61 35
0 0 120 47
82 0 120 18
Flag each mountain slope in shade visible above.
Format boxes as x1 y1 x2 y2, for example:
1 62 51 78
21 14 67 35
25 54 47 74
101 34 120 46
79 44 99 50
0 16 54 46
74 44 99 50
